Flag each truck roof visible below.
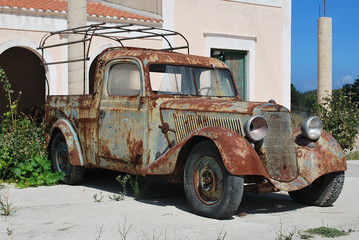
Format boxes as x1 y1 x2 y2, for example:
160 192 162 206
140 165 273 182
99 47 229 70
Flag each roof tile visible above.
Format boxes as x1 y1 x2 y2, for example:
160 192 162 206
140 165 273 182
0 0 162 23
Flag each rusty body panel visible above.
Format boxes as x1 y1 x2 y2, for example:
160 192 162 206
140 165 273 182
50 118 84 166
266 129 346 192
45 94 99 167
45 46 347 194
140 126 270 178
294 128 347 184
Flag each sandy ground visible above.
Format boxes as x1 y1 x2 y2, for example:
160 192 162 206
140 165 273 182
1 161 359 240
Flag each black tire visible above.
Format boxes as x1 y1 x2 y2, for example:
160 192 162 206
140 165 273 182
289 171 344 206
184 140 244 219
51 132 84 184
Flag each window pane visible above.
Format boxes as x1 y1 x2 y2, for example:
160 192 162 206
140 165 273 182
150 64 235 97
108 63 140 96
198 69 236 97
150 65 196 95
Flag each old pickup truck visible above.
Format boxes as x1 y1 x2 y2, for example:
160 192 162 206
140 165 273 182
40 24 346 219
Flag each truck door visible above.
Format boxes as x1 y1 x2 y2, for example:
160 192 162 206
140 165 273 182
98 59 146 164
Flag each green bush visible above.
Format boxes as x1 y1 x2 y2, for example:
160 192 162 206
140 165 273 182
0 67 64 187
345 151 359 160
314 89 359 150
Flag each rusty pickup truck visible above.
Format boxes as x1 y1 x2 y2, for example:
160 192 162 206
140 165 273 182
40 24 346 219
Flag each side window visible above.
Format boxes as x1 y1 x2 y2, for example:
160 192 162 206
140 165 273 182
107 63 141 96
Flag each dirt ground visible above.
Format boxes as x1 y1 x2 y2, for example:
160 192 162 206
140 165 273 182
1 161 359 240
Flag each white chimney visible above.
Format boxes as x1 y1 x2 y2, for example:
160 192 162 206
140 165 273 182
317 2 332 103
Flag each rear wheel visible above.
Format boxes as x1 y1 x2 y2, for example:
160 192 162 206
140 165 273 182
184 140 243 219
289 171 344 206
51 132 84 184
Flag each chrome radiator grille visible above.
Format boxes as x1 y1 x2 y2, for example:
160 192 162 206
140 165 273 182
261 112 298 182
173 114 242 142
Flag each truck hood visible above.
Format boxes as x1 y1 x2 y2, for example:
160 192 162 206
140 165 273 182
159 98 296 183
159 98 289 115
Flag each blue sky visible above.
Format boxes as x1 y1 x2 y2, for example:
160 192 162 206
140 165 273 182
291 0 359 92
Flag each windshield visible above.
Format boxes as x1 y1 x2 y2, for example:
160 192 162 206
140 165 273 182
149 64 237 97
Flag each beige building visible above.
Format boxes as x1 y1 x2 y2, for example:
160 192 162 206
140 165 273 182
0 0 291 114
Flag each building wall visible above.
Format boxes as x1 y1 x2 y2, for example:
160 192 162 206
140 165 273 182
0 12 67 95
0 11 162 98
163 0 291 109
0 0 291 109
106 0 162 15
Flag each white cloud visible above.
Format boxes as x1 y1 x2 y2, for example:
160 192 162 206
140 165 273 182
337 74 354 86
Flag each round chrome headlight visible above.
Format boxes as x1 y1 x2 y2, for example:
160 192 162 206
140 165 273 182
301 116 323 140
245 115 268 141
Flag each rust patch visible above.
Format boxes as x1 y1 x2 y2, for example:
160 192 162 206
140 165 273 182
50 119 84 166
141 126 270 179
160 98 260 114
292 128 346 187
45 132 51 147
127 132 143 164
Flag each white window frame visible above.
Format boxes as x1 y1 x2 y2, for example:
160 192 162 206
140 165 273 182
204 33 256 101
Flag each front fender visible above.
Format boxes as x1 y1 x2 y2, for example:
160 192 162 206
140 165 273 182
140 126 269 178
202 127 270 177
50 118 84 166
294 128 347 184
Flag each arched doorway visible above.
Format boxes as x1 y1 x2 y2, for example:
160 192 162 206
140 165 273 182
0 47 46 116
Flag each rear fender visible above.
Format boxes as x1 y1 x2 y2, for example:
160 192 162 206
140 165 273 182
50 118 84 166
141 126 269 178
294 128 347 184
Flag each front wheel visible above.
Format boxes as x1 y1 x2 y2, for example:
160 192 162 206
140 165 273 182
184 140 244 219
289 171 344 206
51 132 84 184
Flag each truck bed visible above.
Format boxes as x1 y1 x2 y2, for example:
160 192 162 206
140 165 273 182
45 94 100 166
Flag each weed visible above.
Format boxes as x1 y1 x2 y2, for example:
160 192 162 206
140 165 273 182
130 175 151 200
140 229 162 240
217 226 227 240
298 231 313 239
109 193 124 201
0 191 16 216
116 174 130 199
118 217 132 240
7 228 13 236
95 225 104 240
0 67 64 187
93 192 104 202
305 226 351 238
0 68 15 129
276 221 296 240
